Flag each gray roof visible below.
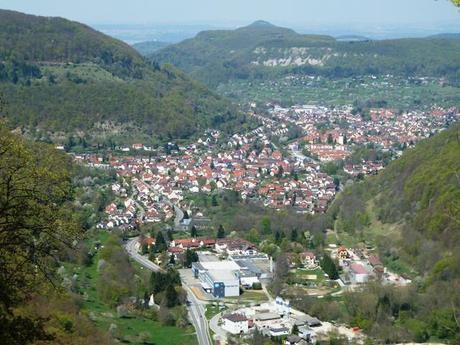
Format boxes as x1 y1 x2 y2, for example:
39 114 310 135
255 312 281 321
223 313 248 323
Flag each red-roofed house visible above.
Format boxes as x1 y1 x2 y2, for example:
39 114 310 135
350 263 370 284
301 251 317 268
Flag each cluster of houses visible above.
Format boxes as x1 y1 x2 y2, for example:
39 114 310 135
343 162 384 177
75 127 338 218
100 199 137 230
270 103 458 152
220 297 363 344
332 246 411 287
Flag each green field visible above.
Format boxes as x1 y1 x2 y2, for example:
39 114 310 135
205 303 227 320
288 268 328 285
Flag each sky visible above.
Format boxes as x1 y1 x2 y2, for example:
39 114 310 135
1 0 459 41
0 0 459 26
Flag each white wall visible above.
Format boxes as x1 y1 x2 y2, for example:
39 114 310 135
223 279 240 297
222 319 249 334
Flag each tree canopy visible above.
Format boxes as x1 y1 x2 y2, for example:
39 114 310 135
0 122 80 342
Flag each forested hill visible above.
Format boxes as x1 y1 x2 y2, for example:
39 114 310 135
324 124 460 340
331 124 460 266
151 21 460 87
0 10 243 142
0 9 145 79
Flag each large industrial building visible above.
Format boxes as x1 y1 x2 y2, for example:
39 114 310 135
191 253 273 298
192 261 241 297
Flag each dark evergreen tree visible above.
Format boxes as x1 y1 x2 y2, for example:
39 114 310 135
320 254 339 280
165 284 179 307
153 231 167 253
217 224 226 239
291 228 298 242
190 225 198 238
184 249 199 268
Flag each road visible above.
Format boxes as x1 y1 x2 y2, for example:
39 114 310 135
209 311 227 343
125 238 211 345
180 272 212 345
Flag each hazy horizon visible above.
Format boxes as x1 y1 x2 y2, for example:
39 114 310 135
1 0 459 43
0 0 459 26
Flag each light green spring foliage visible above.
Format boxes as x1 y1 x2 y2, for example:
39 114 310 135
0 123 80 310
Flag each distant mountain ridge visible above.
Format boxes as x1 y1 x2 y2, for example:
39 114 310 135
151 21 460 87
132 41 172 56
0 10 242 142
428 33 460 39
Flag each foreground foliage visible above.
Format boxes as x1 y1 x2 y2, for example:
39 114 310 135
0 123 110 344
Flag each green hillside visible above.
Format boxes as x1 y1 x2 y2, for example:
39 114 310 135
322 125 460 341
0 10 243 142
152 21 460 88
330 125 460 260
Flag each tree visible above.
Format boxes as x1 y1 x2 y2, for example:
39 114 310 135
217 224 226 239
452 0 460 6
275 231 282 245
271 253 289 295
165 285 179 308
141 243 149 255
153 231 167 253
211 194 219 207
292 324 299 335
261 217 272 235
291 228 298 242
183 211 189 219
190 225 198 238
247 228 260 244
0 124 80 343
320 254 339 280
184 249 198 268
158 306 175 326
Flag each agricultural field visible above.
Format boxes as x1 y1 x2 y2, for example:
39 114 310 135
217 75 460 109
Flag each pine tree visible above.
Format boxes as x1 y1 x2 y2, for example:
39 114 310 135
291 228 298 242
165 285 179 307
153 231 167 253
190 225 198 238
320 254 339 280
217 224 226 239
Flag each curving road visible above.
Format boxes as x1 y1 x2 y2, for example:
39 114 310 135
125 237 211 345
209 312 227 344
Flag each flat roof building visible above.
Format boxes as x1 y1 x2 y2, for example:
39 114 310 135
192 261 240 298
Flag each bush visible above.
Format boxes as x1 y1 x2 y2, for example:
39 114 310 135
252 282 262 290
